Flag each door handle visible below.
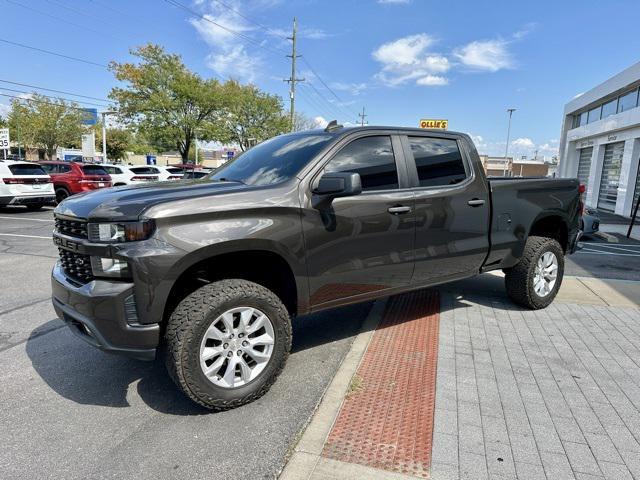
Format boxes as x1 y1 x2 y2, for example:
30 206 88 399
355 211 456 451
467 198 485 207
388 205 412 215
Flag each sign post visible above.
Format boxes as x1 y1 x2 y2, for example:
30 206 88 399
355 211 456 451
0 128 10 159
419 119 448 130
81 133 96 162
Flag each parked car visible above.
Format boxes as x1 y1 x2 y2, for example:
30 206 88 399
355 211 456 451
0 160 54 210
51 125 581 410
156 166 184 181
98 164 161 186
182 168 212 179
40 161 112 204
581 206 600 236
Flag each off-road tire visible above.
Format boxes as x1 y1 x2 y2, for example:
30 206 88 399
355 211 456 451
26 202 44 211
505 235 564 309
163 279 292 410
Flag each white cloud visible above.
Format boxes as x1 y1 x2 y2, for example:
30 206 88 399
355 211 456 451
453 39 513 72
416 75 448 86
372 34 450 87
330 82 368 96
512 22 537 40
512 137 535 149
189 1 264 81
0 103 9 117
313 116 329 128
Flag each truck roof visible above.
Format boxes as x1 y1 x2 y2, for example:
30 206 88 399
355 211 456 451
305 125 468 137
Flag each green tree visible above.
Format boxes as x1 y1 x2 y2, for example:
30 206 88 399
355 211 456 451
94 124 133 161
292 112 318 132
7 94 86 160
109 44 223 162
0 115 6 128
217 81 290 151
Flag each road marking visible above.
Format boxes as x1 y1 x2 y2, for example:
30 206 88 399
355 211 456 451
0 233 51 239
587 244 640 254
577 249 640 257
0 216 53 222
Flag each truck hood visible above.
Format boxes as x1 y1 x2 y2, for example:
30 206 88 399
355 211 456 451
54 180 249 221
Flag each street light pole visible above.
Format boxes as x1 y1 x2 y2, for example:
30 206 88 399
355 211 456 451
503 108 516 176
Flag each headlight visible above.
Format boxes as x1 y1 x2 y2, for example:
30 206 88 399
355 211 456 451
88 220 155 243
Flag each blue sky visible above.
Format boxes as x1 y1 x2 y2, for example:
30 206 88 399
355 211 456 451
0 0 639 158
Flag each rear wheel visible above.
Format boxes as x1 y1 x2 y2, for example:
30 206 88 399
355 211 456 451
55 187 70 205
25 202 44 211
505 235 564 309
164 279 292 410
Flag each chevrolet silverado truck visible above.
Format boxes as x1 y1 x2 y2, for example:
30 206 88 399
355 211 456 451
51 124 581 410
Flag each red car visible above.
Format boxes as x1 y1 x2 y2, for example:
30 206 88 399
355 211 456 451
40 161 112 204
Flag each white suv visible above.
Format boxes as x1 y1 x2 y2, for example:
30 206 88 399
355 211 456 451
99 164 161 186
0 160 55 210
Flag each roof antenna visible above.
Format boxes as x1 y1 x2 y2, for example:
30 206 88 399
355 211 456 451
324 120 343 132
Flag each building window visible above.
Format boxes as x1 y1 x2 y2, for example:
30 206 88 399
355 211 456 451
601 99 617 119
618 88 638 113
587 106 601 123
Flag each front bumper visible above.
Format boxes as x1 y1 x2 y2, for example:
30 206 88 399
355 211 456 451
0 194 55 206
51 262 160 360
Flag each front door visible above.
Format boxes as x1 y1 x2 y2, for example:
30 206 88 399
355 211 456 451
402 134 490 285
302 134 415 308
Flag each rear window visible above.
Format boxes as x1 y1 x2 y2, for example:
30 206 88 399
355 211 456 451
8 163 48 176
130 167 159 174
166 168 183 174
81 165 109 175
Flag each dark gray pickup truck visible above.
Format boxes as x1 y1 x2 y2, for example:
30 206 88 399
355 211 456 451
51 125 581 409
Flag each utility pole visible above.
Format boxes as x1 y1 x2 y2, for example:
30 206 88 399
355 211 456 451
503 108 516 176
284 17 304 131
359 107 368 126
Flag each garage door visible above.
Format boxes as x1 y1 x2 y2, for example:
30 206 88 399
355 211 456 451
577 147 593 197
598 142 625 211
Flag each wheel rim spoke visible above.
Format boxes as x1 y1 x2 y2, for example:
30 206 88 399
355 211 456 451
534 251 559 298
199 306 276 389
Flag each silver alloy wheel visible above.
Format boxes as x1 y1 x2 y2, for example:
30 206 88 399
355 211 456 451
533 251 559 298
199 306 275 388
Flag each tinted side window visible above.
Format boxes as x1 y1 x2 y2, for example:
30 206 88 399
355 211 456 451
408 137 467 187
59 164 71 173
325 136 398 191
41 164 57 173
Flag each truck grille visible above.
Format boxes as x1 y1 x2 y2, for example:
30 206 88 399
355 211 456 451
54 216 88 239
58 248 94 284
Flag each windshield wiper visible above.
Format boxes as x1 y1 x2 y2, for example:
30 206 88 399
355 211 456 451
216 177 246 185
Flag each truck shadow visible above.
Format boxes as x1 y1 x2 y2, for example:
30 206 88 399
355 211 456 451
24 302 374 415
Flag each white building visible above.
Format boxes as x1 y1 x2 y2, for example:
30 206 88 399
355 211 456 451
558 61 640 217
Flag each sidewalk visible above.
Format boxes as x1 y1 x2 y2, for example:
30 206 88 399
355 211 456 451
280 274 640 480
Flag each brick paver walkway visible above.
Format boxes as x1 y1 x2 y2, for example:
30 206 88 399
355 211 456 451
432 292 640 480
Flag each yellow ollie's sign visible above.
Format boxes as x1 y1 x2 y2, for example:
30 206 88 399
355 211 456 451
419 119 448 129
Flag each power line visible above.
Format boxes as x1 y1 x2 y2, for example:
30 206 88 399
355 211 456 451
4 0 122 41
0 93 101 111
0 87 108 108
0 38 107 68
0 79 110 103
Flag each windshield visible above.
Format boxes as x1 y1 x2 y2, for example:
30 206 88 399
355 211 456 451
210 132 335 186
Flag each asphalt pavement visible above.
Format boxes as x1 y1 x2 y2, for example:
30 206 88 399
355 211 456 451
0 205 371 480
566 231 640 281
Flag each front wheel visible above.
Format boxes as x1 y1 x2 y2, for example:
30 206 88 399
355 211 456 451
164 279 292 410
505 235 564 309
55 188 70 205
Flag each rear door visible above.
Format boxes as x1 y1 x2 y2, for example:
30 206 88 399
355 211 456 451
401 134 490 285
301 133 415 308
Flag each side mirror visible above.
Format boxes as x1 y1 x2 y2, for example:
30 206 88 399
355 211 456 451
313 172 362 199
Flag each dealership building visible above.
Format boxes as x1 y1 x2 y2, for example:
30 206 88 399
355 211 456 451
558 61 640 217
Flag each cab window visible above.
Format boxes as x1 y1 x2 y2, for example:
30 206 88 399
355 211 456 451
408 137 467 187
324 136 398 191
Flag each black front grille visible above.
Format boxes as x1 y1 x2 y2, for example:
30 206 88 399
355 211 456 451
58 248 94 284
55 216 88 239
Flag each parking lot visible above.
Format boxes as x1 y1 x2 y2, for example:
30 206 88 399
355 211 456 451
0 205 371 480
2 206 640 480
